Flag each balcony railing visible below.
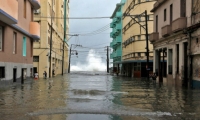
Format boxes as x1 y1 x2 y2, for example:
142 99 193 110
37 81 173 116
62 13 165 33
116 36 122 43
110 53 114 59
162 25 171 37
116 12 122 18
114 50 122 57
0 0 18 24
149 32 159 42
116 23 122 30
29 22 40 40
110 32 115 38
110 41 114 48
172 17 187 32
29 0 41 10
110 22 115 28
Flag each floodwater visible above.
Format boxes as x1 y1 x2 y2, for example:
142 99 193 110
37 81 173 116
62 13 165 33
0 72 200 120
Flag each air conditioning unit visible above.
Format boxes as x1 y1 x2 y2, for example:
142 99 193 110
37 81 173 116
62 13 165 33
34 9 40 14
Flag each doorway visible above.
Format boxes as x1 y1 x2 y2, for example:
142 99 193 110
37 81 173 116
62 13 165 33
21 68 24 84
13 68 17 82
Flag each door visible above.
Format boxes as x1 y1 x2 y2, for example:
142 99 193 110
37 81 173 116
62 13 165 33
13 68 17 82
21 68 24 84
33 67 37 74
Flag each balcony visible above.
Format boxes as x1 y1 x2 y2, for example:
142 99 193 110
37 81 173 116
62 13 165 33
110 32 114 38
116 36 122 43
114 50 122 57
151 0 167 12
0 0 18 24
113 18 120 23
110 22 115 28
110 53 114 59
149 32 159 42
172 17 187 32
29 0 41 10
116 12 122 18
162 25 171 37
29 22 40 41
110 41 114 48
116 23 122 30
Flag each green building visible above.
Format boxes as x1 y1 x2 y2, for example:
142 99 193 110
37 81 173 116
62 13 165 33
110 0 125 74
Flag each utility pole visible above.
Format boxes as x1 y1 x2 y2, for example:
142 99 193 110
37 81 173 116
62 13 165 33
107 46 109 73
68 43 81 73
68 45 72 73
49 0 53 78
62 0 67 75
145 10 149 80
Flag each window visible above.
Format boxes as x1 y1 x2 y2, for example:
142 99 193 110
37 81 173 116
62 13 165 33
170 4 173 24
48 37 50 45
138 53 141 57
138 35 141 40
197 38 199 43
0 26 3 51
0 67 5 78
138 0 141 3
60 43 62 52
30 41 33 57
164 9 167 21
181 0 186 17
24 0 26 18
138 17 141 22
13 32 17 54
23 37 26 56
147 15 150 21
156 15 158 32
33 56 39 62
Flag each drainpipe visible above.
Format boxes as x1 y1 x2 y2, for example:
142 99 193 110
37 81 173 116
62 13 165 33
62 0 67 75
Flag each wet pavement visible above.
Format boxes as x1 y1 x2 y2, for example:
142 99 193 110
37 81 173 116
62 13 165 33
0 72 200 120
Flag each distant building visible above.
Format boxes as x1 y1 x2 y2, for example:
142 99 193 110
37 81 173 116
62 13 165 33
110 0 126 75
150 0 200 87
0 0 40 83
121 0 156 78
33 0 69 78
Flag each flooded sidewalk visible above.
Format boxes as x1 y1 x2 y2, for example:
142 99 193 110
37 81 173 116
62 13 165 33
0 72 200 120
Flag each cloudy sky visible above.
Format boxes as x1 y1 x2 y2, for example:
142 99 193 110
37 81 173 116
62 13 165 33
69 0 121 66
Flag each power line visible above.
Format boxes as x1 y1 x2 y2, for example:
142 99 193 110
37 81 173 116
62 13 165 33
34 16 111 19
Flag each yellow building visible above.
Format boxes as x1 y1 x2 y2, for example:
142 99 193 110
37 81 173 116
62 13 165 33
33 0 69 78
121 0 155 78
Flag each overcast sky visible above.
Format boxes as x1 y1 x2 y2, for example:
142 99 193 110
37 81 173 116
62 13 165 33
69 0 121 65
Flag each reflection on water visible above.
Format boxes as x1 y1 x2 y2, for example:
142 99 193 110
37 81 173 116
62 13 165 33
0 72 200 120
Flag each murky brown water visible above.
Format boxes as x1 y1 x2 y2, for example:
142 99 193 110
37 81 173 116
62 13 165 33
0 72 200 120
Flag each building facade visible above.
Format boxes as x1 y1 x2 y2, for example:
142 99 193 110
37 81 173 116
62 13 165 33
149 0 195 86
190 0 200 88
0 0 40 83
33 0 69 78
121 0 155 78
110 0 126 74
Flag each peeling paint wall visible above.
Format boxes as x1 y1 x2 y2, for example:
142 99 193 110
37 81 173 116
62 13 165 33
193 55 200 81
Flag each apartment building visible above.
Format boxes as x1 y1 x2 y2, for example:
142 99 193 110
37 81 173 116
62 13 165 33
110 0 126 74
149 0 196 86
121 0 155 78
0 0 40 84
33 0 69 78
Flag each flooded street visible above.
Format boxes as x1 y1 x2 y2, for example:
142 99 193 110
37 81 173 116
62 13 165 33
1 72 200 120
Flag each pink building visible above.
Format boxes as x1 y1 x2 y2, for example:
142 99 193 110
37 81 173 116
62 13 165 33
0 0 40 84
150 0 200 88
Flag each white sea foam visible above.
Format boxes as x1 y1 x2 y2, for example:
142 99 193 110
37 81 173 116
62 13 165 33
71 49 107 71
